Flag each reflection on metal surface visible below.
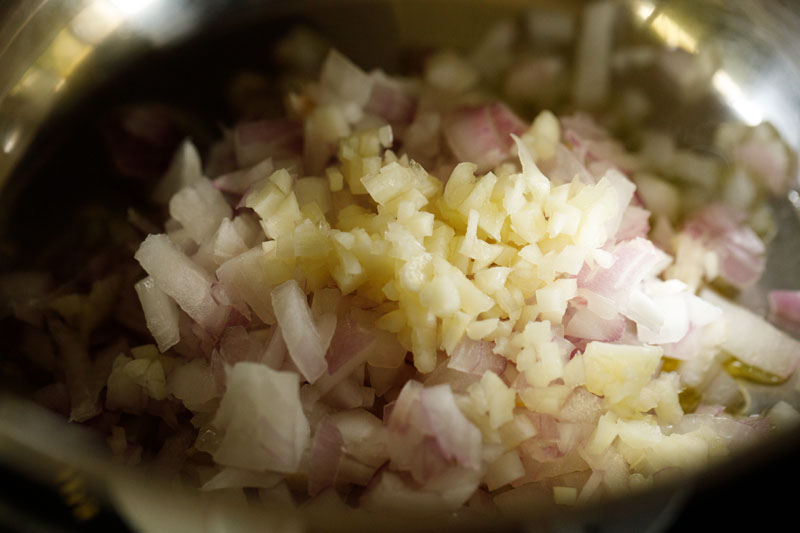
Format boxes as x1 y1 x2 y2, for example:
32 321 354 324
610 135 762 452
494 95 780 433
71 1 125 45
712 69 763 126
10 64 62 101
2 127 19 155
634 0 766 129
107 0 158 16
10 0 142 96
649 10 697 52
635 3 698 53
39 28 94 91
632 0 656 21
0 0 140 185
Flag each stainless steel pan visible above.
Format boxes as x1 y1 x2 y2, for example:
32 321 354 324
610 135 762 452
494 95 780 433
2 1 800 531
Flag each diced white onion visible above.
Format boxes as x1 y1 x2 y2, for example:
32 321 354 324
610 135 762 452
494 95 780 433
135 276 180 352
135 234 230 337
271 279 328 383
213 362 309 473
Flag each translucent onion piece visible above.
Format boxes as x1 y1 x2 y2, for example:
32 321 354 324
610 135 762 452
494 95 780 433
153 139 203 203
168 177 232 245
271 279 328 383
135 276 180 352
703 289 800 379
769 290 800 327
387 381 482 483
307 417 344 496
213 362 309 473
443 103 526 173
447 337 506 376
135 234 230 337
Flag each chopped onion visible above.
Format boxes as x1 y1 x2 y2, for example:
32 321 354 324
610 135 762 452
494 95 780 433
27 26 800 516
633 280 692 345
484 450 525 491
330 409 388 469
153 139 203 203
209 218 250 267
424 361 481 393
204 134 238 178
135 276 180 352
364 328 407 369
603 169 637 237
387 381 482 483
324 311 375 374
320 49 374 108
219 325 267 365
468 19 516 81
559 388 604 424
323 374 371 410
234 119 303 168
578 237 670 300
365 71 417 126
766 401 800 431
541 143 595 184
307 417 344 495
106 354 147 414
213 158 274 195
403 111 441 166
443 103 527 173
562 114 638 175
201 467 283 491
672 412 763 451
572 1 616 108
734 136 792 194
135 234 230 337
361 468 481 513
168 178 233 245
168 358 220 411
425 50 479 94
368 363 412 397
313 314 378 395
213 362 309 473
216 246 275 325
684 205 765 289
271 279 328 383
565 303 626 342
703 289 800 379
615 205 651 242
769 290 800 328
447 337 506 376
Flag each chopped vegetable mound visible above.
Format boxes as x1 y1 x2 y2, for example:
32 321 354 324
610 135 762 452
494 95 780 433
5 3 800 517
